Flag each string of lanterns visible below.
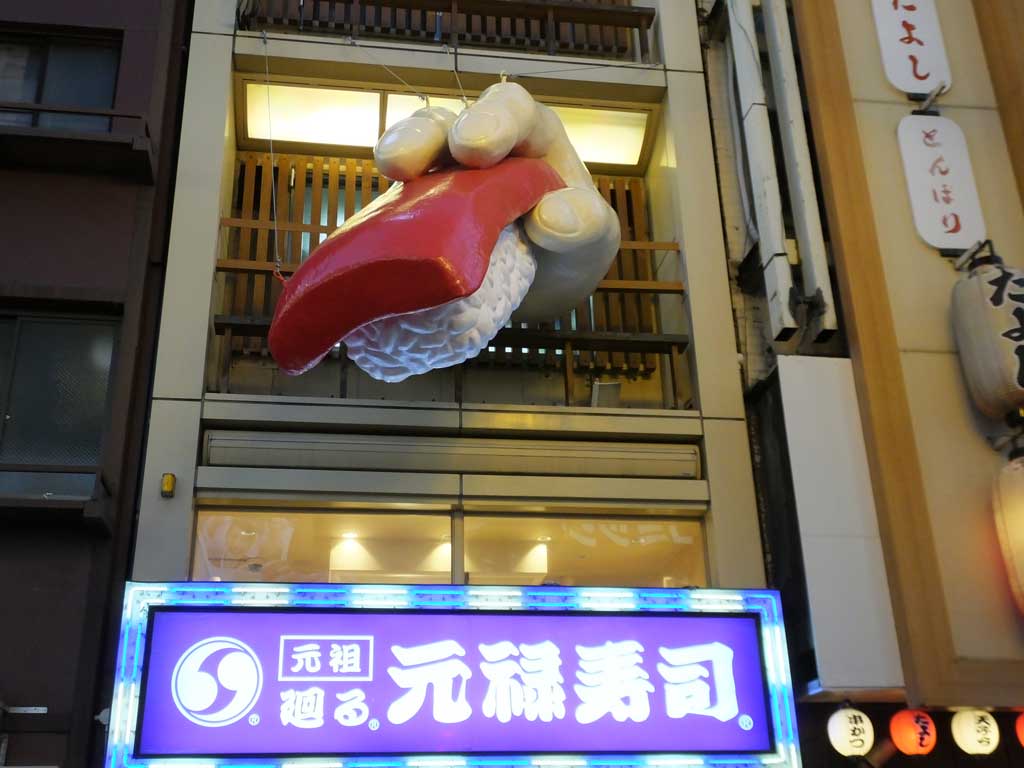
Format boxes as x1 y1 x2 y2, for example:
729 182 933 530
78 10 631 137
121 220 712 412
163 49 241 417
827 706 1019 757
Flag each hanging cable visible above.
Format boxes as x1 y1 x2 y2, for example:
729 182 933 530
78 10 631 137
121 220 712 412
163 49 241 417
261 31 286 285
341 35 431 107
442 43 469 106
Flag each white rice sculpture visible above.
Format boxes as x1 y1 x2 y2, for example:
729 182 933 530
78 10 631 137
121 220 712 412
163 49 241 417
270 82 620 383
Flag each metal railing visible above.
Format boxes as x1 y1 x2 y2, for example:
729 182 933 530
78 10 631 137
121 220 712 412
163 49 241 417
241 0 657 63
0 101 149 137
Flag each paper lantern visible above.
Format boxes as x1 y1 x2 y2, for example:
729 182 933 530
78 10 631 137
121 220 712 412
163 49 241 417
952 255 1024 419
890 709 937 755
995 456 1024 617
1016 712 1024 747
951 710 999 755
827 707 874 757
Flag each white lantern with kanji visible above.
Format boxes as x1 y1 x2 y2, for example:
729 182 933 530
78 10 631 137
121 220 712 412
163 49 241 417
827 707 875 757
952 256 1024 419
951 709 1000 755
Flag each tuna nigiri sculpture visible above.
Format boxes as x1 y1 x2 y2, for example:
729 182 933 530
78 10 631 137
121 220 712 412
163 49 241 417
268 82 621 382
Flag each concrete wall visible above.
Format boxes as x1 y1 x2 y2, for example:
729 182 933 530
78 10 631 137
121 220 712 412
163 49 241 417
834 0 1024 664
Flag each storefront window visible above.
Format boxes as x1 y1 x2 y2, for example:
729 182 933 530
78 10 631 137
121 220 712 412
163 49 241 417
464 516 706 588
192 510 451 584
193 510 706 588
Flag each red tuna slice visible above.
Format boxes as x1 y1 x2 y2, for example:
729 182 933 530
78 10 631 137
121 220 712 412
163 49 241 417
268 157 565 375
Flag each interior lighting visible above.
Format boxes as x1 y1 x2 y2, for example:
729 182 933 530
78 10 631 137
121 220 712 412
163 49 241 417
826 707 873 757
247 83 381 147
890 709 936 756
951 710 999 755
548 105 647 166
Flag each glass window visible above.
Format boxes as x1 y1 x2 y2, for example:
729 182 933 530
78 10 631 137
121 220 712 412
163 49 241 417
0 42 42 126
193 510 452 584
465 516 706 588
38 43 118 132
0 317 117 466
0 36 118 131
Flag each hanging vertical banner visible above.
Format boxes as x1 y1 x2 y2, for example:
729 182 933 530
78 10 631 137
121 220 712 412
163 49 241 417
898 115 986 251
871 0 952 95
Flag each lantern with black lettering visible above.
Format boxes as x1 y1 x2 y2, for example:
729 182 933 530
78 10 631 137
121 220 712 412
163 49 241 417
952 250 1024 419
827 707 874 757
891 709 937 756
951 710 999 755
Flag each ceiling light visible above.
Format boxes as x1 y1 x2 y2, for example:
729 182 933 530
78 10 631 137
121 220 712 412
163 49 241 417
247 83 381 147
549 105 647 166
537 535 552 543
342 531 359 540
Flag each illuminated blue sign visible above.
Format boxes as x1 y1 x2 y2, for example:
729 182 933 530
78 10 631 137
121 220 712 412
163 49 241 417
106 583 801 768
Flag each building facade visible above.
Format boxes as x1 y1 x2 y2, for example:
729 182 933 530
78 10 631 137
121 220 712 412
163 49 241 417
0 1 190 765
9 0 1024 765
135 1 764 599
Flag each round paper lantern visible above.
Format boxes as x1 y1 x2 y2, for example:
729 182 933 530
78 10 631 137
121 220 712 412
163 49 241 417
995 456 1024 617
890 709 937 756
951 254 1024 419
827 707 874 757
1016 712 1024 748
951 710 999 755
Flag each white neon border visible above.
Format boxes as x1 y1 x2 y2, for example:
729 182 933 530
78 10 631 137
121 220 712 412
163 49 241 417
105 584 801 768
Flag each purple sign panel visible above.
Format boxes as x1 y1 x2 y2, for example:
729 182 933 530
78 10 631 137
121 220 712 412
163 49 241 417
137 608 772 757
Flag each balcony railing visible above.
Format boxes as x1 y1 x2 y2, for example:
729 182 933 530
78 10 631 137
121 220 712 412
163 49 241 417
240 0 657 63
0 101 155 181
212 151 690 408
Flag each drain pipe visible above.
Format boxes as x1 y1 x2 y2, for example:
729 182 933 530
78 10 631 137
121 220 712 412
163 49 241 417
762 0 839 340
725 0 800 342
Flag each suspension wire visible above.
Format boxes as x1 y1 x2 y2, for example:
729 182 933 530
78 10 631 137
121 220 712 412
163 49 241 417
342 35 431 107
260 31 286 285
442 43 469 106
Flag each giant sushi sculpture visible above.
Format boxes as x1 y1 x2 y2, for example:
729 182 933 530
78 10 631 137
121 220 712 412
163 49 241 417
268 82 621 382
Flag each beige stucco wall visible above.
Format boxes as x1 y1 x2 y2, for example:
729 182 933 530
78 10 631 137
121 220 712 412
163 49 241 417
835 0 1024 662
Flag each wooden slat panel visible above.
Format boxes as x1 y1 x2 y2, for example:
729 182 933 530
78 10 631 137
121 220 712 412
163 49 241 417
361 160 373 210
232 155 259 328
309 155 325 251
613 177 641 369
291 156 309 264
344 158 358 220
597 176 624 368
249 154 275 350
629 178 657 370
218 151 684 380
574 291 593 369
268 153 292 315
327 158 341 232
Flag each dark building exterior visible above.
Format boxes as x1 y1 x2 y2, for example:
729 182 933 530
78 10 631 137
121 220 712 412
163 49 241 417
0 2 190 764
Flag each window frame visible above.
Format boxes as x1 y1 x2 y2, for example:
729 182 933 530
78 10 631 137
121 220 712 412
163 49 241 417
190 505 709 590
0 311 120 473
0 29 121 130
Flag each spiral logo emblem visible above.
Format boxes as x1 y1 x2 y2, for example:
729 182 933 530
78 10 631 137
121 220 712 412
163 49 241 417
171 637 263 727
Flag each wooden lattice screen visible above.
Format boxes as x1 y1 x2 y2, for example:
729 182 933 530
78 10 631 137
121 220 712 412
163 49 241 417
248 0 650 63
216 151 684 383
